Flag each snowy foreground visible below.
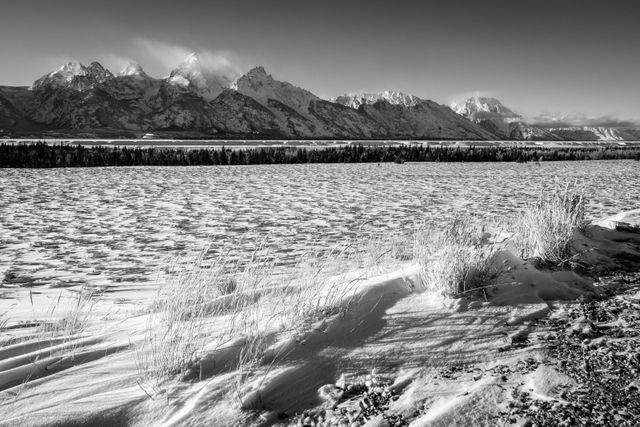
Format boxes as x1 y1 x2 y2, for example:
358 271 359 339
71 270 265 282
1 211 640 426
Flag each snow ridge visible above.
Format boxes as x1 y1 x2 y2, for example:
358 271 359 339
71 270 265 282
333 91 422 109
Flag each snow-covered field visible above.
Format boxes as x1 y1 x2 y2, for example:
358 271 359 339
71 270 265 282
1 161 638 301
0 161 639 426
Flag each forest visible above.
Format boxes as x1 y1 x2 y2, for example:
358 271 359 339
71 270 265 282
1 142 639 168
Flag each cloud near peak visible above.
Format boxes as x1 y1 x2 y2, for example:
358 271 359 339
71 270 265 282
132 37 244 81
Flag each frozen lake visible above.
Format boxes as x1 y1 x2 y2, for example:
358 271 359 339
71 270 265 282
1 160 639 297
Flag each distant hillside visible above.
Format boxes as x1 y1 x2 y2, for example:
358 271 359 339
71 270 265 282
452 96 640 141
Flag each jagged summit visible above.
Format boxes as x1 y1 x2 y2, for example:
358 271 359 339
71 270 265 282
167 53 231 101
231 66 272 90
244 66 268 79
118 62 147 77
31 61 113 90
31 61 86 89
86 62 113 83
169 53 205 86
451 96 522 122
56 61 87 77
333 91 422 109
232 65 320 114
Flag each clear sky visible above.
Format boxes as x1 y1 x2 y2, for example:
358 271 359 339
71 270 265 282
1 0 639 123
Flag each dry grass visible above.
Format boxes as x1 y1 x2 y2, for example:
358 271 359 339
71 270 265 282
414 218 499 297
45 287 99 335
136 245 256 383
138 218 504 388
0 308 8 347
137 242 363 388
513 183 587 266
22 286 101 359
350 231 413 273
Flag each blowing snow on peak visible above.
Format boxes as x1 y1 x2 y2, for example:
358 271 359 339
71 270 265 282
166 53 237 100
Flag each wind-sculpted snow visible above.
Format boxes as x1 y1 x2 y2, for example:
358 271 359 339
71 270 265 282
0 161 638 301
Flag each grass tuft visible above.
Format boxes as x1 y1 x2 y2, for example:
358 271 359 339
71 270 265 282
414 218 499 297
513 183 587 266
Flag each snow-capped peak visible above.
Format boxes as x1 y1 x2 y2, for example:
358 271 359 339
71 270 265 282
31 61 114 90
118 62 146 77
167 53 230 100
170 53 204 80
50 61 87 81
451 96 522 122
333 91 422 109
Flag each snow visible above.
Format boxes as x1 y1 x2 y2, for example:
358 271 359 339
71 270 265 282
1 207 639 425
53 61 88 81
547 126 626 141
118 62 146 77
167 74 190 88
334 91 422 109
451 96 523 123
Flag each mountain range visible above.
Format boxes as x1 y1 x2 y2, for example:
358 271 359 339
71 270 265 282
0 55 638 140
450 97 640 141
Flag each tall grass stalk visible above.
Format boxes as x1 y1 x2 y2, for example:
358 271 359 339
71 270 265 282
514 183 587 265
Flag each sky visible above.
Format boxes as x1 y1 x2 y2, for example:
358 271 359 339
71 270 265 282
1 0 639 123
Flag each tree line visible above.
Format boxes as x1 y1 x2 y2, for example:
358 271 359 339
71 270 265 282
1 142 639 168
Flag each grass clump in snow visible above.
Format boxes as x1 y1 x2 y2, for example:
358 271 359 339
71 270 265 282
137 245 264 383
513 183 587 266
414 218 499 297
137 242 362 388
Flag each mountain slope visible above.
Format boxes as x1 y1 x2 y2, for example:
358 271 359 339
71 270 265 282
360 99 497 140
231 67 390 138
547 127 640 141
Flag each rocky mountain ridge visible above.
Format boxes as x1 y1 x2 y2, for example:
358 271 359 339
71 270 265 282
333 91 421 109
0 57 638 140
0 56 494 139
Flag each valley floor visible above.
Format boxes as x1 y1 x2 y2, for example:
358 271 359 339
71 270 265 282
0 211 639 426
